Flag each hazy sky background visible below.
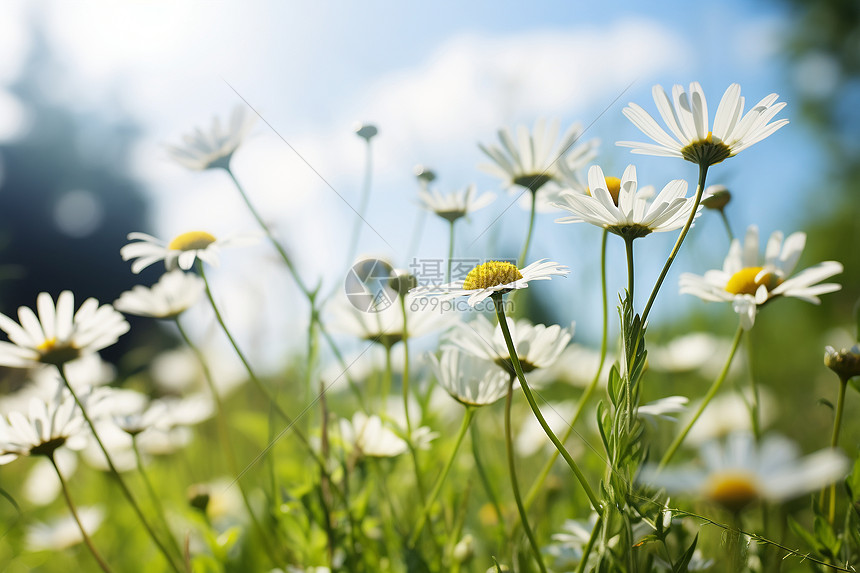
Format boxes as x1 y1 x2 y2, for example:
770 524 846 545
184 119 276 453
0 0 830 363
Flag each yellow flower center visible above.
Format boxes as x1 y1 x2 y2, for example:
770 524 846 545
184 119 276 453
463 261 523 290
586 176 622 206
725 266 781 296
704 471 760 513
168 231 217 251
36 338 81 366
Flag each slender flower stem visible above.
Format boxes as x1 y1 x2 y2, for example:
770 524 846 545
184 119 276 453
409 407 475 547
447 220 456 283
493 294 601 514
131 439 184 562
197 263 330 477
383 344 393 409
517 190 538 268
826 375 849 523
576 515 602 573
503 377 547 573
345 138 374 268
659 325 744 469
224 165 366 408
745 334 762 440
173 318 282 564
49 454 113 573
400 296 412 436
641 163 710 325
624 236 635 304
524 229 609 511
470 422 506 538
719 209 735 242
57 369 182 573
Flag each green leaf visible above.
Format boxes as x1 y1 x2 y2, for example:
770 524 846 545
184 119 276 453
813 515 840 557
788 516 821 554
845 456 860 504
673 533 699 573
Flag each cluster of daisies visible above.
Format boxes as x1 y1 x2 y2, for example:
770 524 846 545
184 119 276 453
0 81 852 572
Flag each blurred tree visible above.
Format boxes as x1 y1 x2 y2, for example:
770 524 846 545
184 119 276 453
0 25 164 367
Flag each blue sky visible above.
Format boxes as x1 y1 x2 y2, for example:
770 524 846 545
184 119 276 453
0 0 826 357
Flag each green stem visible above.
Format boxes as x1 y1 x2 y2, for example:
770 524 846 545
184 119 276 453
173 318 282 565
225 165 365 410
470 422 506 540
659 325 744 469
383 344 393 410
58 368 182 573
49 454 114 573
493 294 602 514
197 263 331 480
447 219 456 284
400 295 412 436
745 334 761 440
641 163 710 325
504 377 548 573
576 515 602 573
827 376 849 523
409 407 475 547
517 191 537 268
719 209 735 242
131 439 184 562
624 236 636 430
624 236 635 304
345 139 374 268
524 229 609 511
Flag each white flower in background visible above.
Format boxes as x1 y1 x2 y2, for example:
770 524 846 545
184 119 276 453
149 346 246 396
339 412 408 458
166 106 256 171
417 184 496 223
0 291 129 369
23 449 78 506
516 401 578 458
641 432 849 513
685 389 776 446
479 119 597 193
120 230 258 274
552 165 698 240
541 343 611 388
638 396 688 423
680 225 843 330
26 506 104 551
648 332 733 373
330 294 454 349
412 259 569 307
114 270 205 319
426 350 509 407
447 315 572 374
544 515 599 571
617 82 788 166
0 393 89 463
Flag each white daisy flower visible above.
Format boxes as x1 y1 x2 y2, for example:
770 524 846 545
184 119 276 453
339 412 408 458
446 315 572 373
0 393 89 463
479 118 598 193
417 184 496 223
617 82 788 166
411 259 569 307
552 165 699 240
166 106 256 171
0 291 129 368
679 225 843 330
641 432 849 513
114 270 205 319
26 506 104 551
329 294 454 349
426 349 509 407
638 396 689 423
120 230 257 274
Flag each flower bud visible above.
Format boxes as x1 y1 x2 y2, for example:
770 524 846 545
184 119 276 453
702 185 731 210
187 484 210 514
389 270 418 297
414 165 436 183
452 534 474 563
824 345 860 381
354 123 378 141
